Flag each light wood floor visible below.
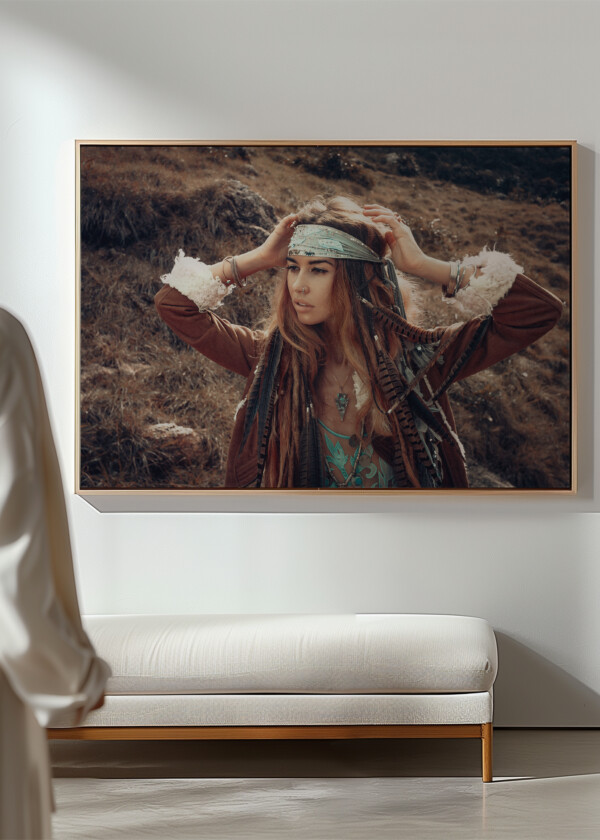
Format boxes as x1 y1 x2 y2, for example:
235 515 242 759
51 730 600 839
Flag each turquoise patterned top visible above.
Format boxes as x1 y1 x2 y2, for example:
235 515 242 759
317 420 395 489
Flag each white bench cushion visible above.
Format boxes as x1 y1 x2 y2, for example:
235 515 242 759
77 692 494 727
83 614 497 695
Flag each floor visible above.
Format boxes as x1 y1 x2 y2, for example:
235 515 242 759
51 730 600 839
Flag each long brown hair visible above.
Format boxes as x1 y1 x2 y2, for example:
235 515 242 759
260 195 415 487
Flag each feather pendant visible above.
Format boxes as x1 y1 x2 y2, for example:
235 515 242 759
361 298 447 345
383 258 407 316
254 377 279 487
256 330 283 448
430 317 491 401
241 351 267 448
406 391 455 446
240 331 282 449
248 331 283 486
391 439 410 487
375 343 409 410
297 403 324 488
375 343 437 484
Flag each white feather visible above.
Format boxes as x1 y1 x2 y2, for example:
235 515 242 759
353 372 369 411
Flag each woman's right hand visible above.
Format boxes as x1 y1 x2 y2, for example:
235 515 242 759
257 214 299 268
209 214 299 282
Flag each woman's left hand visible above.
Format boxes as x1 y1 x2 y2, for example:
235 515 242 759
363 204 427 276
257 213 300 268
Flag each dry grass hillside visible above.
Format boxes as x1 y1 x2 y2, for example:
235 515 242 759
78 144 572 490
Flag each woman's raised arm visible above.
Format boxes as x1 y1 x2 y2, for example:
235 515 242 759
207 213 299 284
363 204 478 290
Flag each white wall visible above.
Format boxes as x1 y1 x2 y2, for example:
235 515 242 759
1 0 599 726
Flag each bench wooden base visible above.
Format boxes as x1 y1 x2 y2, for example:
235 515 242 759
48 722 493 782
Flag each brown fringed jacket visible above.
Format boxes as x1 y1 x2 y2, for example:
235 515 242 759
155 251 562 489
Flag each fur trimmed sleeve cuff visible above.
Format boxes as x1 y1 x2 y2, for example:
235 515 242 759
445 248 524 316
160 250 233 311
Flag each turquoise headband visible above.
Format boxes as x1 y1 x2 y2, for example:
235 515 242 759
288 222 406 318
288 224 383 263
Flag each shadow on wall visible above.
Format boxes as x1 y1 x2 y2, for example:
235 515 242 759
494 632 600 727
0 1 282 116
575 144 596 502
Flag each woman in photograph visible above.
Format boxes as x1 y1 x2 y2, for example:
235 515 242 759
155 195 562 489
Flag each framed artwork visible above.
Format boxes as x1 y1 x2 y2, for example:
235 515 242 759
76 141 575 496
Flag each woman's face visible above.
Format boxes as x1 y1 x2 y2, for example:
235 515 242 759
286 255 336 325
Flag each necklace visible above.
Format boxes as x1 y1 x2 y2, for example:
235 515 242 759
328 367 353 421
321 420 366 488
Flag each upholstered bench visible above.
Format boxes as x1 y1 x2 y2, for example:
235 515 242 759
48 614 498 781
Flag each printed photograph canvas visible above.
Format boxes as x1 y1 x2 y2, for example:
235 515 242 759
77 142 573 493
